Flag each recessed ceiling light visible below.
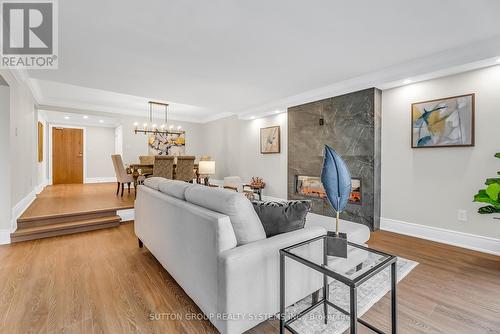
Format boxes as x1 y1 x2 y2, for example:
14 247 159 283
403 79 413 85
133 122 138 126
83 115 88 119
99 120 104 123
177 125 182 130
496 58 500 63
275 110 281 114
250 116 255 119
64 116 70 120
169 125 174 129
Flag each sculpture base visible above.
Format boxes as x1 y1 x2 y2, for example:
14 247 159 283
326 231 348 258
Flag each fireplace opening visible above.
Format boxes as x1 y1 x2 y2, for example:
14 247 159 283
295 175 362 205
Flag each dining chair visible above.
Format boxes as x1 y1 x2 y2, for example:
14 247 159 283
139 155 154 176
153 156 175 179
111 154 134 197
175 156 196 182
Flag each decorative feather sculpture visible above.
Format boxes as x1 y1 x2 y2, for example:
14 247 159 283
321 145 352 234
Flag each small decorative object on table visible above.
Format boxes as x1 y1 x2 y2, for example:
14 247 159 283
250 176 265 188
247 177 265 201
321 145 351 257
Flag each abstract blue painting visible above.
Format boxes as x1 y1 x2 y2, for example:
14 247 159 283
411 94 474 148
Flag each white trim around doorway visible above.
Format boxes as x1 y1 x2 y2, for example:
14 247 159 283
48 124 87 185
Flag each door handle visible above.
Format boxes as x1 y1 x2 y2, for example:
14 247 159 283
79 153 83 157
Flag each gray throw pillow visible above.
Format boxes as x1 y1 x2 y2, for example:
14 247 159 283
252 200 312 238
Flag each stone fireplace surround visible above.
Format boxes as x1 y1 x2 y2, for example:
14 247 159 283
287 88 381 231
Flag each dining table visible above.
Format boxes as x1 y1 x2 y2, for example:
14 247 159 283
128 164 153 190
128 163 199 195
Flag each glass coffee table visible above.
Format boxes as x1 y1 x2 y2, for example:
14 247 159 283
279 235 397 334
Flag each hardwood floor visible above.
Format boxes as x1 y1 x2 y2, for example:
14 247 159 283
20 183 135 220
0 223 498 334
360 231 500 334
11 183 134 242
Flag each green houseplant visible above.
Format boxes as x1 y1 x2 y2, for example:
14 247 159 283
473 153 500 216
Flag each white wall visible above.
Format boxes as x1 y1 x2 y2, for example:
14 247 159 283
6 73 37 208
86 126 116 179
202 114 288 198
119 114 205 165
0 83 11 232
381 65 500 239
114 125 123 156
0 70 39 241
36 111 48 187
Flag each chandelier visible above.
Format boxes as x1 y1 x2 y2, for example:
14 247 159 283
134 101 185 135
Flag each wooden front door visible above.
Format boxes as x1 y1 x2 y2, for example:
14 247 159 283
52 127 84 184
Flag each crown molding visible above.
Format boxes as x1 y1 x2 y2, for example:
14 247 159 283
201 112 235 123
0 69 35 96
36 101 207 123
236 36 500 119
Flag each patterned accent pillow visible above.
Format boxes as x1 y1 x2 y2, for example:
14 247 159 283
251 200 312 237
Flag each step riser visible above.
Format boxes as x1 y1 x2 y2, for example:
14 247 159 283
13 216 122 237
17 211 117 228
11 221 121 243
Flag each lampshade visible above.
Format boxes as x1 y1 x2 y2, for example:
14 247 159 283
198 160 215 175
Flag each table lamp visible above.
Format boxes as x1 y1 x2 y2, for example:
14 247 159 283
198 159 215 186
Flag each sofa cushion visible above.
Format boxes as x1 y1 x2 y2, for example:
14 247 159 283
252 200 311 237
143 177 168 190
185 185 266 245
158 180 193 200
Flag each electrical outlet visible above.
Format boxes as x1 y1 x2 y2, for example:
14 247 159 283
458 209 468 222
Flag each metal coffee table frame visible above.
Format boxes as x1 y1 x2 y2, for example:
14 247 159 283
279 235 398 334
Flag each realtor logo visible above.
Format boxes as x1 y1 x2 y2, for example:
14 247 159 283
1 0 58 68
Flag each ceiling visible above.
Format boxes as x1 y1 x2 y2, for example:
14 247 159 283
28 0 500 122
40 110 119 128
30 78 213 122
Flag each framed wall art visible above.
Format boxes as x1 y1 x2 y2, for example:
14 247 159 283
411 94 475 148
260 126 280 154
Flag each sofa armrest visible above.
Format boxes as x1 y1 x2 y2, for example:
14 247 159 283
216 226 326 334
219 225 326 263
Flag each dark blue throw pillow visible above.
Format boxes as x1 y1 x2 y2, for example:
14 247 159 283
251 200 312 237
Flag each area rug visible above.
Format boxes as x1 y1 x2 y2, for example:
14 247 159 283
285 257 418 334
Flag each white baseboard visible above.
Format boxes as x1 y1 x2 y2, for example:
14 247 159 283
85 177 117 184
3 187 40 245
117 209 134 222
380 217 500 256
35 179 48 194
0 229 12 245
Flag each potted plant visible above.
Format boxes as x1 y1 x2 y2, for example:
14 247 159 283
473 153 500 218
